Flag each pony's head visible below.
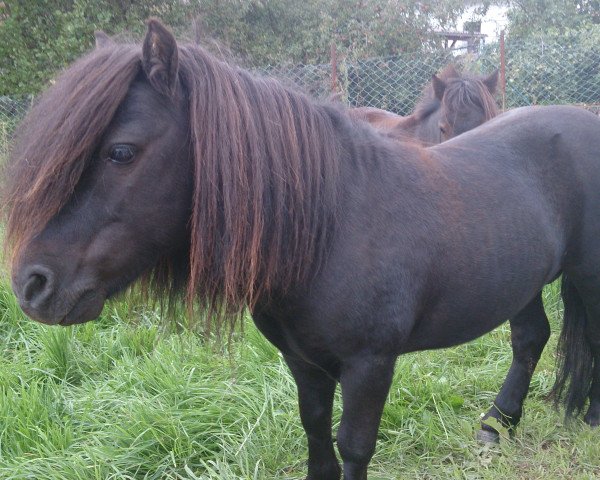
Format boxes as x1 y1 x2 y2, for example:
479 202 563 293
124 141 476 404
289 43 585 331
3 20 340 327
432 68 499 141
4 21 192 325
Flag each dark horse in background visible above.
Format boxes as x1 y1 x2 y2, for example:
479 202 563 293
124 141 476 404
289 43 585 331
4 20 600 480
349 64 499 145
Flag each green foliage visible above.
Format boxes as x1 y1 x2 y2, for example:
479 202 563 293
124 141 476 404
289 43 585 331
504 0 599 39
503 26 600 107
0 0 199 95
0 0 473 95
195 0 471 65
490 1 599 107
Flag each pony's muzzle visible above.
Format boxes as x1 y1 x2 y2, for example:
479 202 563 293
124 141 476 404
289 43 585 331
12 260 107 326
16 265 56 315
13 264 65 325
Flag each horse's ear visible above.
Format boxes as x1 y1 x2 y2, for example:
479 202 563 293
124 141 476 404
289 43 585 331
329 91 343 103
94 31 113 49
440 64 460 79
432 74 446 100
483 69 499 95
142 18 179 97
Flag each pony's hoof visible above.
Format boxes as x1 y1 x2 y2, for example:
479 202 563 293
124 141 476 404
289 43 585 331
476 428 500 444
584 412 600 427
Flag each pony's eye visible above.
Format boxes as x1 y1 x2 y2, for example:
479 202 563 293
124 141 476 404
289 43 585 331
439 125 447 135
108 144 136 164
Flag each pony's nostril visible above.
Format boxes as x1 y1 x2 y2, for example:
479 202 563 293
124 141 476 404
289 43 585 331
23 274 46 302
21 266 54 306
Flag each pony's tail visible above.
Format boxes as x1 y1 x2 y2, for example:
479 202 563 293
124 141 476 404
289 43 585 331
550 275 594 418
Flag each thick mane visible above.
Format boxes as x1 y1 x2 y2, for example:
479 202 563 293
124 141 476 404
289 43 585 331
3 40 344 324
177 45 342 316
3 45 141 262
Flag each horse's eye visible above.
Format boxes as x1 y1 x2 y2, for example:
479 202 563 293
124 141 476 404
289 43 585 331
108 144 136 164
439 125 447 135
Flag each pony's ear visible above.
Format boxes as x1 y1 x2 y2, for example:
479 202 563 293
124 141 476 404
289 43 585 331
94 31 113 49
142 18 179 97
441 64 460 79
432 74 447 100
483 69 499 95
329 91 343 103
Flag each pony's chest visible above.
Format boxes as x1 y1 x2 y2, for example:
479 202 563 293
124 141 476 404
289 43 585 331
251 306 343 379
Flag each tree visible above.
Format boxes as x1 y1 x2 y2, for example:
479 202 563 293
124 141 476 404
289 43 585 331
501 0 598 38
0 0 473 94
0 0 203 94
484 1 600 108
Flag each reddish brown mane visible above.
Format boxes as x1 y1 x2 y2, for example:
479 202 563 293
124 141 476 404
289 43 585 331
3 40 343 324
177 46 341 316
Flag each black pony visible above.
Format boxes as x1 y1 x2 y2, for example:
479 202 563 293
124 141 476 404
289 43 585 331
4 20 600 479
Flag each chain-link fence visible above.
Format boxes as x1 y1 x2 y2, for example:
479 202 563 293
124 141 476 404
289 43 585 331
1 37 599 131
0 95 33 128
502 39 599 111
256 38 600 116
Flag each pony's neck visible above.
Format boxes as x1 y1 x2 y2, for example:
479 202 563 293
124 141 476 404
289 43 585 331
388 103 440 146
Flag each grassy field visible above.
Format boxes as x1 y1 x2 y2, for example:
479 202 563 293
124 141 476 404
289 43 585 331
0 277 599 479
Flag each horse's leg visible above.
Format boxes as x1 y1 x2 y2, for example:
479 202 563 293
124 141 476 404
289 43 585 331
337 355 396 480
284 354 341 480
478 292 550 442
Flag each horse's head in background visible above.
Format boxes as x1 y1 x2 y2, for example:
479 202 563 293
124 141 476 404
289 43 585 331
432 67 499 141
347 65 500 145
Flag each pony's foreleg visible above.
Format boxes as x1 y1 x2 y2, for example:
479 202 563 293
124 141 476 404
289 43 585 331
478 292 550 443
337 355 396 480
284 354 341 480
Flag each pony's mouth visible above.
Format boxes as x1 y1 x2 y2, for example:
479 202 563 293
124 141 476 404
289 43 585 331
19 288 106 327
58 290 106 326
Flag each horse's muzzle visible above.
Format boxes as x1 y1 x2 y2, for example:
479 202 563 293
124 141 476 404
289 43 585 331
12 264 105 326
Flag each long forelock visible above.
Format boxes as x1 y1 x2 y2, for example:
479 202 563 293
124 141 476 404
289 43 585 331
442 77 499 121
3 44 142 262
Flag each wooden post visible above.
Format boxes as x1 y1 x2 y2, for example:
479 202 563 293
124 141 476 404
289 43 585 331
500 30 506 111
330 41 338 93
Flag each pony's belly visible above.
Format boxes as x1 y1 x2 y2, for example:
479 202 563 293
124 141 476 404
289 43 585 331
403 280 544 352
404 308 508 352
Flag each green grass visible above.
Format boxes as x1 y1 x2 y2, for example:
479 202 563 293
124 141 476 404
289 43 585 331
0 278 599 479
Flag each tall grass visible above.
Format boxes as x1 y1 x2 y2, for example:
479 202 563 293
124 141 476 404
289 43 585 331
0 277 599 479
